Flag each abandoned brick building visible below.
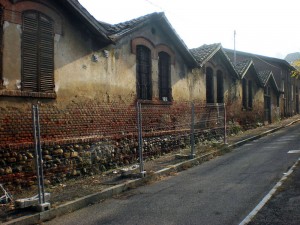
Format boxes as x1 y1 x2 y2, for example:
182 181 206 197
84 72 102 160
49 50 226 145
0 0 298 186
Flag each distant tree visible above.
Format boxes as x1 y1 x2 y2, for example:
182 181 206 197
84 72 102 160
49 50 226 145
291 59 300 78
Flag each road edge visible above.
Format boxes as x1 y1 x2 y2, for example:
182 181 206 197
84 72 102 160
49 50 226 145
4 119 300 225
239 158 300 225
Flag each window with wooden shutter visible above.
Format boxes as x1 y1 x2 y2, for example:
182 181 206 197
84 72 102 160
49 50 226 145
0 7 3 87
158 51 171 101
136 45 152 100
22 11 54 92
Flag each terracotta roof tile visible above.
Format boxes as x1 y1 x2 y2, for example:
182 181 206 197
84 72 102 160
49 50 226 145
99 12 162 35
258 70 272 86
190 43 221 64
235 59 252 78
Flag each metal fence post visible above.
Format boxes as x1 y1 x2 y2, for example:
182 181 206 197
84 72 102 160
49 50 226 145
32 104 45 205
136 101 145 176
190 102 195 158
224 103 227 144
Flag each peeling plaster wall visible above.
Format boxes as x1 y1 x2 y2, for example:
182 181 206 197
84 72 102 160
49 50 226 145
0 1 200 150
2 21 22 90
223 68 266 126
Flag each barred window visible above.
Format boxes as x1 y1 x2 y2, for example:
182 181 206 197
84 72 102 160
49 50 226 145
136 45 152 100
217 70 224 103
22 11 54 92
158 51 171 101
248 80 253 108
242 78 247 109
206 67 214 104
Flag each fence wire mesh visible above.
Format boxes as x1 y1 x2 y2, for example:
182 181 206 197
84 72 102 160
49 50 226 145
0 101 226 187
138 102 226 163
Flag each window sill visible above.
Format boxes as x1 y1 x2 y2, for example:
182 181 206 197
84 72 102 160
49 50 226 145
137 99 172 105
242 107 253 111
0 90 56 99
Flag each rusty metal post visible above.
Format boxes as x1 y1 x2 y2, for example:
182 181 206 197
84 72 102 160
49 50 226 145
32 104 45 204
190 102 195 158
136 101 145 176
224 103 227 144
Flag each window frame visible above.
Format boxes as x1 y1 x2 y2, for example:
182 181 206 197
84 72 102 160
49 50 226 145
242 78 247 109
136 45 152 100
206 67 214 104
248 80 253 109
0 6 3 88
216 70 224 104
158 51 172 102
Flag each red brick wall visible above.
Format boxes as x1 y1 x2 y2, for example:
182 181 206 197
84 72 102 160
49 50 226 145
0 100 225 187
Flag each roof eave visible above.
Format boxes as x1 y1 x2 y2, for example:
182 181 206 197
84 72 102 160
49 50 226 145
220 48 239 79
155 14 198 68
109 13 198 68
62 0 112 44
199 44 222 67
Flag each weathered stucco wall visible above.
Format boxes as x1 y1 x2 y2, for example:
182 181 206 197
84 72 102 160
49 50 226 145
227 70 265 126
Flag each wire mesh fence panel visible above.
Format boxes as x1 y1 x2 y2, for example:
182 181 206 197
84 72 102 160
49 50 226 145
0 101 226 187
138 102 226 162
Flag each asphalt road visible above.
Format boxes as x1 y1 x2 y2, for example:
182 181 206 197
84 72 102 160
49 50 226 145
45 123 300 225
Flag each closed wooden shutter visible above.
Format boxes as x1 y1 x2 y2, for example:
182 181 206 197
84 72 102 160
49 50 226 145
22 11 54 92
0 7 4 83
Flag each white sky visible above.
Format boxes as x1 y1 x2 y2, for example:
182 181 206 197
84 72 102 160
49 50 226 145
79 0 300 59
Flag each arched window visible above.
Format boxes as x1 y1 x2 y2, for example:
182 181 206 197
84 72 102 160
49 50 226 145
242 78 247 109
248 80 253 108
206 67 214 104
158 51 171 101
22 11 54 92
136 45 152 100
217 70 224 103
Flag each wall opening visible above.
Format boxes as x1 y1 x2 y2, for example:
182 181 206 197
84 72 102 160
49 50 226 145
217 70 224 103
136 45 152 100
158 51 171 102
206 67 214 104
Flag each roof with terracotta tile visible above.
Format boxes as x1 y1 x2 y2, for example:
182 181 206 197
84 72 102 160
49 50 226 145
258 70 272 85
99 12 198 67
190 43 222 65
190 43 239 78
99 13 159 36
258 70 280 92
224 48 295 91
235 59 253 78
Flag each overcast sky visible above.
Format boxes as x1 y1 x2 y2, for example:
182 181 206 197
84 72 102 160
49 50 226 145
79 0 300 59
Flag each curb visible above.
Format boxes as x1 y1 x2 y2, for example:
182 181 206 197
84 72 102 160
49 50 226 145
228 119 300 149
4 118 300 225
